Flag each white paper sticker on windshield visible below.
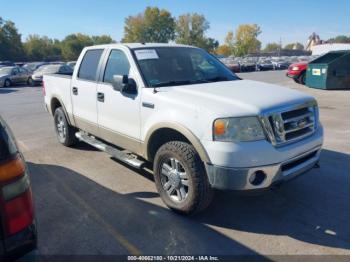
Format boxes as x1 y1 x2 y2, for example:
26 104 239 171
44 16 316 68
135 49 159 60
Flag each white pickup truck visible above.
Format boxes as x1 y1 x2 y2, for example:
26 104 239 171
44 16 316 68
44 43 323 214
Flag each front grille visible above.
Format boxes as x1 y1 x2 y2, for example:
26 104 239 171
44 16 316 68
261 102 318 146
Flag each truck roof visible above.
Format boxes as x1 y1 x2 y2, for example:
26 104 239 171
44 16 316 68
84 43 195 50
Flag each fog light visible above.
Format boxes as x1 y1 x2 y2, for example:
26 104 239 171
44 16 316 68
249 170 266 186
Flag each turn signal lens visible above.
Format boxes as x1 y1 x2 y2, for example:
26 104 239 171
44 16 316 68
0 157 25 183
214 119 227 136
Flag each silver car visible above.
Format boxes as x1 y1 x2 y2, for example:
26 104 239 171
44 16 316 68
0 66 33 87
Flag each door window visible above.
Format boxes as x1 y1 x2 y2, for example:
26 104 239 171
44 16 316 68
103 50 130 84
78 49 104 81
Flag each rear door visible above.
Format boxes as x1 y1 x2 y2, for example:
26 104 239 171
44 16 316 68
71 49 104 136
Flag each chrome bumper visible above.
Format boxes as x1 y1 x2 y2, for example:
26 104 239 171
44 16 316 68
205 146 322 190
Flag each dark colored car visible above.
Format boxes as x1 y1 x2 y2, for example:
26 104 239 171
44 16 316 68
256 59 274 71
0 116 37 261
240 59 257 72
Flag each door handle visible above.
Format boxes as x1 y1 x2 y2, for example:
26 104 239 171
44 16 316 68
72 87 78 95
97 92 104 102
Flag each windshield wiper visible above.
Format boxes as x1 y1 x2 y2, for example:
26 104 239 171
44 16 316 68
204 76 229 82
151 80 199 87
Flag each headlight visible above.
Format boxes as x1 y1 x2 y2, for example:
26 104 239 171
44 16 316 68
292 66 300 71
213 117 266 142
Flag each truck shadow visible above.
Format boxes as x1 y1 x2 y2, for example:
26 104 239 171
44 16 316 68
86 148 350 251
27 162 261 256
195 149 350 251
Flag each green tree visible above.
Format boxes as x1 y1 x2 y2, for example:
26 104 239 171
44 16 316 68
122 7 175 43
60 33 94 60
284 42 304 50
91 35 115 45
175 13 212 49
24 35 62 61
263 42 281 52
216 45 232 56
0 17 25 61
234 24 261 56
327 35 350 43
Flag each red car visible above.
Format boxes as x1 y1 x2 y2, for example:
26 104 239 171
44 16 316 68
286 61 308 85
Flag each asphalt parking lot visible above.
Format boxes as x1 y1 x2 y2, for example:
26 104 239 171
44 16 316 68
0 70 349 256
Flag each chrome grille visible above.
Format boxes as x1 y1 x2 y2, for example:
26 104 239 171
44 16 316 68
261 102 318 146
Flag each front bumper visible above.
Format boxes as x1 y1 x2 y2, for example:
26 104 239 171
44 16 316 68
286 71 300 79
205 146 321 190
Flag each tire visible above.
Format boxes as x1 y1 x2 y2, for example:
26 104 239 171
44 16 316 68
299 72 306 85
153 141 213 215
27 77 34 86
54 107 77 147
4 79 11 87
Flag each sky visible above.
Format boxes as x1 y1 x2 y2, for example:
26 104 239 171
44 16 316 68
2 0 349 47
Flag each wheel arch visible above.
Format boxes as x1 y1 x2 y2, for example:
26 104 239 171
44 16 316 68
144 122 211 164
50 97 72 125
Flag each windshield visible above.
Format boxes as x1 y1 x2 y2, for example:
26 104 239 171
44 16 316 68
133 47 239 87
0 67 13 75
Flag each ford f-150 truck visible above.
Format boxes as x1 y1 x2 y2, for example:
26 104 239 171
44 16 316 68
44 43 323 214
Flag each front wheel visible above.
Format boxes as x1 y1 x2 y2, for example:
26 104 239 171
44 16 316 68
153 141 213 215
4 79 11 87
54 107 77 147
299 72 306 85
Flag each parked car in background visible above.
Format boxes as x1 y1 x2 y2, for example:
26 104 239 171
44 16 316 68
23 62 49 73
221 57 240 73
0 61 15 68
272 58 290 70
32 64 73 85
0 116 37 260
256 59 274 71
0 66 33 87
66 61 77 70
286 61 309 85
240 58 257 72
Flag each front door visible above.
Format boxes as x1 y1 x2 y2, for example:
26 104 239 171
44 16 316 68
96 48 141 153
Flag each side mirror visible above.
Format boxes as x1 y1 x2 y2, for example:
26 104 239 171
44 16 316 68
112 75 137 94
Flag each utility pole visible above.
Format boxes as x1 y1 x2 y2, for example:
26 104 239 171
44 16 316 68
278 37 282 57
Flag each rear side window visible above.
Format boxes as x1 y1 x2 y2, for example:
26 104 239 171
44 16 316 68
103 50 130 83
78 49 104 81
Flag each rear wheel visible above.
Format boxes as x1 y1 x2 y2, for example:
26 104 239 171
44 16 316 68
54 107 77 146
27 77 34 86
153 141 213 215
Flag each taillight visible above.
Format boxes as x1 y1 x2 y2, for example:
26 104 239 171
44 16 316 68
0 157 25 183
0 156 34 236
42 80 46 96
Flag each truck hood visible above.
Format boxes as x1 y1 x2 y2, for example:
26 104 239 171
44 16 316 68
162 80 315 117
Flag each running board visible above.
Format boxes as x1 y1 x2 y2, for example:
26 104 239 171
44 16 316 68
75 132 145 169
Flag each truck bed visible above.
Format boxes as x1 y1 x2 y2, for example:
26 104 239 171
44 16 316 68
44 73 74 122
